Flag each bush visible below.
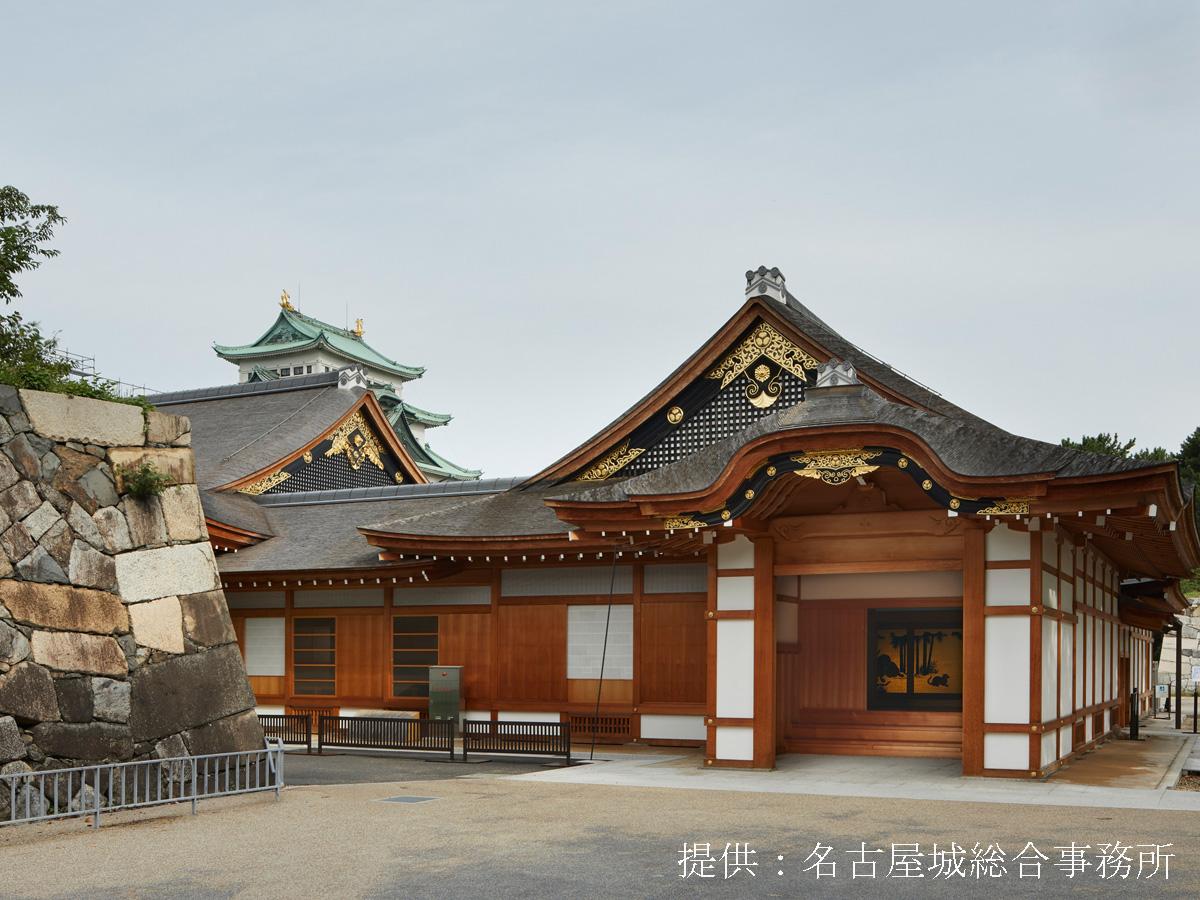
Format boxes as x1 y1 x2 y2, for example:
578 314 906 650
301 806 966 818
0 310 151 409
119 462 172 500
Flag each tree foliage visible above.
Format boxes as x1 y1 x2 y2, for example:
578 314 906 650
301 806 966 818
0 185 66 304
1060 432 1171 460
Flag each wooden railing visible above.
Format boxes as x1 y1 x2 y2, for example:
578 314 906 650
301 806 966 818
461 721 572 764
317 715 455 759
258 713 313 753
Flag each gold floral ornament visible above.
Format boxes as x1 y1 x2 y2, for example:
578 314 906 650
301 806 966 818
302 451 313 464
949 498 961 510
666 406 684 425
897 457 909 469
766 465 777 476
720 509 732 520
238 469 290 495
393 472 404 484
976 498 1032 516
744 489 755 500
325 411 386 471
707 321 819 410
921 479 933 491
576 442 645 482
663 515 707 530
791 449 882 486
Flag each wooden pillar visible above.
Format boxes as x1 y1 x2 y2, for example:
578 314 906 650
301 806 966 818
752 535 776 769
961 524 985 775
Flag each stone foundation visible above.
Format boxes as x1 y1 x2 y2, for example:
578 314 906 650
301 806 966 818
0 386 261 779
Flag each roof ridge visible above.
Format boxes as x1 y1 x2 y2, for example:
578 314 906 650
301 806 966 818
153 370 342 405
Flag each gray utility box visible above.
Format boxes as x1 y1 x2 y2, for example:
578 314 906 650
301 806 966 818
429 665 463 728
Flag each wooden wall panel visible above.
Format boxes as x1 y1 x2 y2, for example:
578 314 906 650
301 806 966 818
794 604 867 710
639 599 706 704
439 613 492 703
566 679 634 705
248 675 284 698
496 604 567 702
336 613 385 701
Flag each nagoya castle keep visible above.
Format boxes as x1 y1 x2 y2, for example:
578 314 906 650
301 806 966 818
210 292 479 483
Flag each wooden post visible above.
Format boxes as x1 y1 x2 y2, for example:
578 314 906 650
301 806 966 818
752 535 776 769
961 524 985 775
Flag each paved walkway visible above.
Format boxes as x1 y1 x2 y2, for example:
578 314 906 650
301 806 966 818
514 730 1200 811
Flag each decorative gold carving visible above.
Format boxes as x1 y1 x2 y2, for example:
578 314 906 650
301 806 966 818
576 442 645 482
921 479 933 491
325 411 386 471
766 465 777 477
663 515 707 530
709 322 820 388
279 289 295 311
976 498 1032 516
897 457 909 469
302 450 313 464
720 509 732 520
949 498 961 510
666 406 684 425
394 472 405 484
790 449 882 486
744 489 755 500
707 321 819 410
354 317 364 337
238 469 290 495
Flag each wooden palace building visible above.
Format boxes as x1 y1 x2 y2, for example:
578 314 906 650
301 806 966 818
151 269 1199 776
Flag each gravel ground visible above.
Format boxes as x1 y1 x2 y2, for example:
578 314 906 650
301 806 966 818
2 759 1198 899
281 749 550 784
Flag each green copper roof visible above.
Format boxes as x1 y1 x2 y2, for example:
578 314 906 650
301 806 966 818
389 412 481 481
214 308 425 380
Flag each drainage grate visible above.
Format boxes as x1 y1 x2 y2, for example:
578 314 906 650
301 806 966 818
377 796 437 804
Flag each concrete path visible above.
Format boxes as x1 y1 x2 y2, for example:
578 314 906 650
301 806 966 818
514 738 1200 811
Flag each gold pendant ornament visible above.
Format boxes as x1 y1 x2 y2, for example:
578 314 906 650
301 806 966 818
791 449 883 486
708 321 819 410
325 411 386 471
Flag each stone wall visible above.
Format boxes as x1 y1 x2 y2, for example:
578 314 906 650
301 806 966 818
1157 599 1200 692
0 387 262 792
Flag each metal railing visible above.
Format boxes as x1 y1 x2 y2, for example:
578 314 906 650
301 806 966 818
462 721 572 764
1 739 284 828
259 713 313 753
317 715 455 759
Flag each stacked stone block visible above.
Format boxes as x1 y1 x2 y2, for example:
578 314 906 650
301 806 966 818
0 387 261 807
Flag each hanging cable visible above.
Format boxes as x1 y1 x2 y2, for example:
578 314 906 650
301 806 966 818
590 547 620 761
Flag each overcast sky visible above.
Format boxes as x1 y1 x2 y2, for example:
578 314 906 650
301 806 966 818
7 2 1198 477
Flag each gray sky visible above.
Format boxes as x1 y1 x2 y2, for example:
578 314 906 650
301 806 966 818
7 1 1198 477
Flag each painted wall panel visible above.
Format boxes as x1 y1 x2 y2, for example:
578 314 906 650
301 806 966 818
985 616 1030 723
567 605 633 679
984 733 1028 770
716 620 755 718
640 714 707 741
643 564 708 594
715 725 755 760
799 571 962 600
244 617 285 676
501 566 632 597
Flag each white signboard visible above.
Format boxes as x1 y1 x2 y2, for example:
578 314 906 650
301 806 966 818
1155 684 1170 697
1192 665 1200 684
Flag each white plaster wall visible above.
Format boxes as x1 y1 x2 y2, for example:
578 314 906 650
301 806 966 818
986 524 1030 561
640 715 706 741
716 620 755 718
774 575 799 598
1075 620 1085 713
984 568 1030 606
717 576 754 611
567 605 633 679
985 616 1030 723
462 711 492 722
1042 531 1058 570
984 733 1027 770
1041 731 1057 768
798 571 962 600
716 536 755 569
497 711 562 723
1059 725 1072 758
1042 575 1058 609
1041 618 1058 723
1059 623 1073 718
715 726 754 761
394 585 491 606
244 617 285 676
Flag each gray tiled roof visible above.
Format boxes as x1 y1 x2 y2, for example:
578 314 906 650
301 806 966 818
570 384 1166 503
156 380 361 489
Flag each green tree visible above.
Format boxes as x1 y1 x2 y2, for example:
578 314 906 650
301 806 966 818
1060 433 1138 456
1179 427 1200 488
0 186 144 406
1 185 66 304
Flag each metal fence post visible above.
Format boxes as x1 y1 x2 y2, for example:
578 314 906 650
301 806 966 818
93 765 102 828
1129 691 1139 740
275 741 283 800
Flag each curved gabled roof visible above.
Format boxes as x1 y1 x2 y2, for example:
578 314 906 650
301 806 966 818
215 308 425 380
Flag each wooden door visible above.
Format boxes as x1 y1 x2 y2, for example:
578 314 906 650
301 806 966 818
337 613 386 704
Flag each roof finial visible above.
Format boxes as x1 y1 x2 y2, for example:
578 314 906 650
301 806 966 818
744 266 786 304
353 317 364 337
280 289 295 311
